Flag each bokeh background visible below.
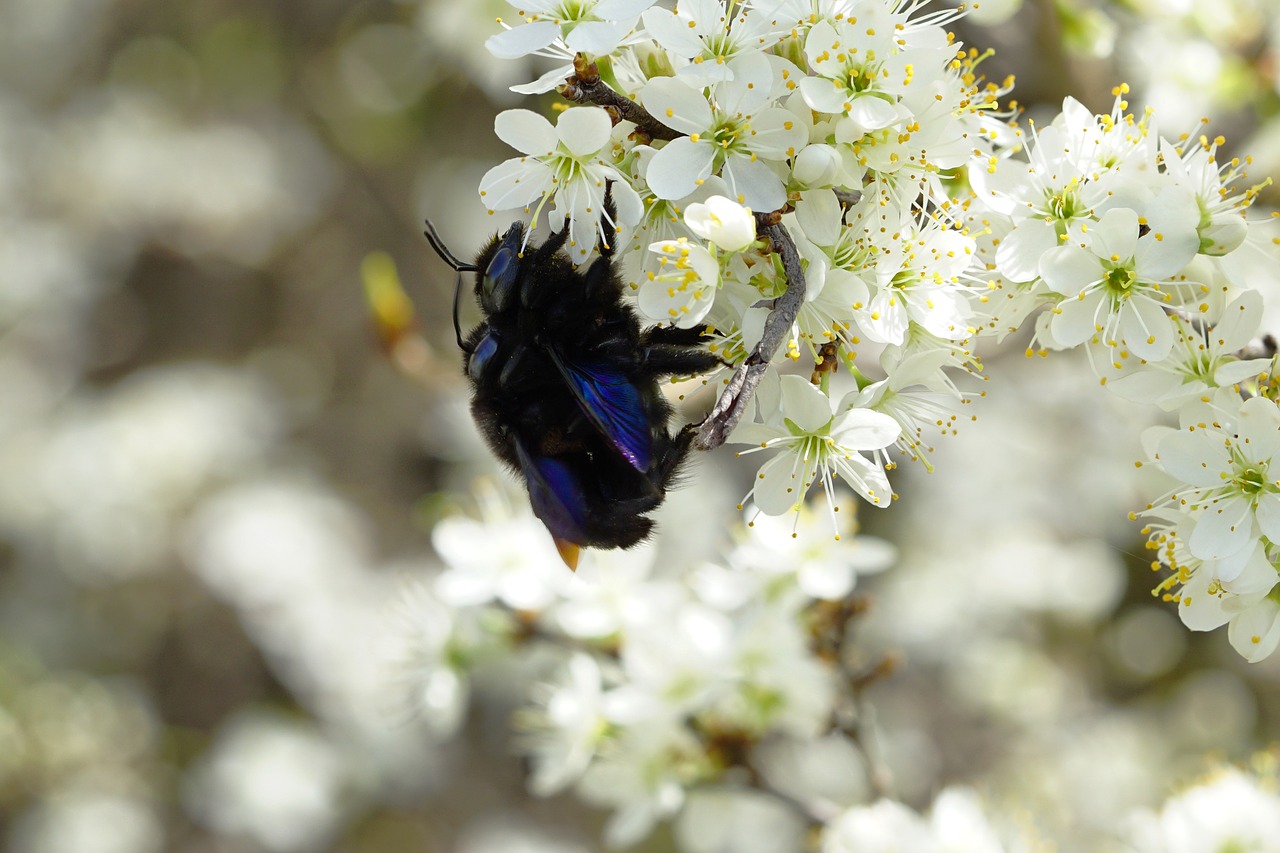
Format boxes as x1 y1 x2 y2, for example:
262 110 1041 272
3 0 1280 850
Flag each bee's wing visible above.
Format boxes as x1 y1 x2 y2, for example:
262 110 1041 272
547 349 653 471
514 436 589 546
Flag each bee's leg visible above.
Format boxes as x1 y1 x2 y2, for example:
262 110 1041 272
538 218 571 258
497 344 529 388
641 324 712 347
598 181 617 258
638 345 723 376
654 424 697 490
582 254 622 303
519 219 572 308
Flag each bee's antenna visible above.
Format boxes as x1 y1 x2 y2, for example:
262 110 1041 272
453 273 471 353
424 220 478 273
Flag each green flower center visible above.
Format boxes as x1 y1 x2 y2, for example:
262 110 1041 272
1104 265 1136 294
1047 185 1085 225
1234 465 1268 495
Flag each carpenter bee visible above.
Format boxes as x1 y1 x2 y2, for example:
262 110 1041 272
424 190 719 569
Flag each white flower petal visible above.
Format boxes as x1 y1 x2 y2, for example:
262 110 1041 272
486 21 560 59
1214 290 1264 351
1228 599 1280 663
1214 358 1270 387
802 20 841 71
831 407 901 451
753 450 813 515
685 195 756 251
1123 297 1175 362
1039 245 1100 297
779 374 833 433
647 137 717 201
565 19 634 54
596 0 659 18
715 52 773 116
556 107 613 157
479 157 556 211
1254 492 1280 545
1050 290 1105 347
860 287 909 345
1088 207 1139 262
844 95 900 134
494 109 557 156
1236 396 1280 461
745 108 808 159
511 63 576 95
1188 495 1254 561
642 6 705 56
798 76 852 116
832 452 893 509
794 190 842 247
641 76 713 135
1158 428 1231 487
1177 567 1234 632
721 153 786 211
996 219 1058 283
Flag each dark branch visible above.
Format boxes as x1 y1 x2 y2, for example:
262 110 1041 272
558 54 683 142
693 211 807 451
833 188 864 208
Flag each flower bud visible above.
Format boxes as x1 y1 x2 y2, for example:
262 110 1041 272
792 144 842 188
1199 215 1248 256
684 196 756 252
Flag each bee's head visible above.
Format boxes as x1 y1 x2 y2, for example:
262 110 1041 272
479 222 525 315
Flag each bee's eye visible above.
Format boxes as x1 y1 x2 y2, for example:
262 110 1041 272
467 331 500 381
482 245 519 312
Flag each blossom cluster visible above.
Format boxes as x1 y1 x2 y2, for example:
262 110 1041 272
475 0 1280 662
396 485 903 848
454 0 1280 845
479 0 1010 514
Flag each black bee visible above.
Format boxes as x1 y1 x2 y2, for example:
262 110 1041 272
425 191 719 569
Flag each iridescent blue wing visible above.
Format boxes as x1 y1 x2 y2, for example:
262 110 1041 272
548 349 653 471
514 437 589 546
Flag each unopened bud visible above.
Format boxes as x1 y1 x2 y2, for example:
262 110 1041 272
685 196 756 252
792 144 842 187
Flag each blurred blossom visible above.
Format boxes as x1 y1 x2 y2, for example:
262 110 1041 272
1166 670 1258 753
1107 607 1187 681
0 219 95 326
183 712 353 853
9 791 163 853
674 788 806 853
0 365 278 582
432 485 571 611
550 543 681 639
414 0 538 99
380 574 477 738
822 788 1013 853
948 639 1080 725
5 671 158 795
2 0 1280 849
1125 766 1280 853
455 819 592 853
184 479 443 791
53 95 333 263
753 734 870 818
728 495 897 602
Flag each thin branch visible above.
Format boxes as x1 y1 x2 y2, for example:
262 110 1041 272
559 54 683 141
833 188 864 208
694 211 807 451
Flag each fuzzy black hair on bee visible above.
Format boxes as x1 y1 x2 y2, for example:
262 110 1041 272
424 188 719 569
